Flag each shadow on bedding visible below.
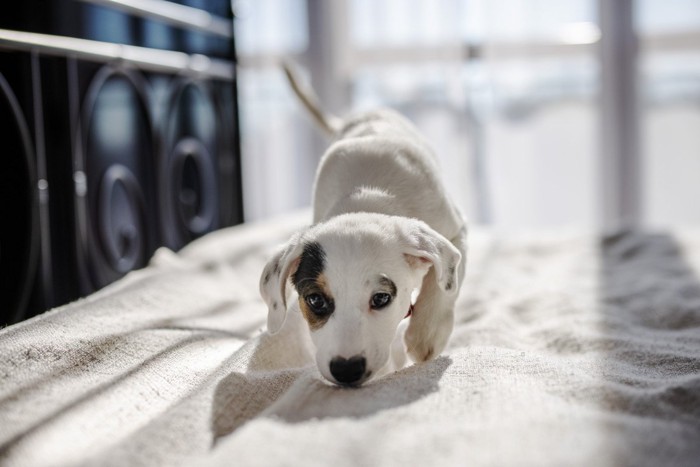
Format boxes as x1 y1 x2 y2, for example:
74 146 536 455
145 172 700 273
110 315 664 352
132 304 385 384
211 355 451 443
598 230 700 465
0 299 248 411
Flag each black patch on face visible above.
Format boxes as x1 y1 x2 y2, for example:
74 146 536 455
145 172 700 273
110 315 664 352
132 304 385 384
293 242 334 329
292 242 326 293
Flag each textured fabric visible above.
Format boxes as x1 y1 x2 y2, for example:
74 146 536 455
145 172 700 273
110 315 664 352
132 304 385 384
1 214 699 467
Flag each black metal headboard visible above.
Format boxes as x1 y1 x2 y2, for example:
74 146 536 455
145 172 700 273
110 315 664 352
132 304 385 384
0 0 243 324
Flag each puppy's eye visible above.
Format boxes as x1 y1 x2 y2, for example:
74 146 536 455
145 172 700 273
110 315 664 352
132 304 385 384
370 293 392 309
305 293 331 316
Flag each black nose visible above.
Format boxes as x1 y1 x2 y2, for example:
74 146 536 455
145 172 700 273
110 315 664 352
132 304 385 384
330 356 366 385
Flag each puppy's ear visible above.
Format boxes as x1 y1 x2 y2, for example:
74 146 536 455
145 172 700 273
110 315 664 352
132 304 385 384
259 233 304 334
399 220 461 292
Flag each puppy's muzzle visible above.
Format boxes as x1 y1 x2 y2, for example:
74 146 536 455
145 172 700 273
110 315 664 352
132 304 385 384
330 355 368 386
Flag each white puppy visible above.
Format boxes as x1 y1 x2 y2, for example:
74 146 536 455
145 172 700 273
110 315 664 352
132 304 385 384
259 65 467 387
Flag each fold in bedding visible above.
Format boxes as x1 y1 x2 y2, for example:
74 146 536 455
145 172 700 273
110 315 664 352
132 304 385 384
1 215 699 467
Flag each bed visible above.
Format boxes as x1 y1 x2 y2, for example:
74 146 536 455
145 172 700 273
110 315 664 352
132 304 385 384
1 212 699 467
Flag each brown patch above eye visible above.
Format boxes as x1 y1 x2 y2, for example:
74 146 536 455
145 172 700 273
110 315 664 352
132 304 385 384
377 275 397 297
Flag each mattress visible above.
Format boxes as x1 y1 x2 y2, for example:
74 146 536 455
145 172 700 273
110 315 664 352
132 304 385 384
1 213 699 466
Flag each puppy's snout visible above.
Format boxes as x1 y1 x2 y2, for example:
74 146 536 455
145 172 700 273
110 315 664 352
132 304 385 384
330 356 366 385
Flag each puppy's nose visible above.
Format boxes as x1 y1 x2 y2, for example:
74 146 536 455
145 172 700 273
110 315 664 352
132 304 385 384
330 356 366 385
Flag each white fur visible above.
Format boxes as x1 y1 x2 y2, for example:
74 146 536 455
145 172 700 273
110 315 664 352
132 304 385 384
259 65 467 386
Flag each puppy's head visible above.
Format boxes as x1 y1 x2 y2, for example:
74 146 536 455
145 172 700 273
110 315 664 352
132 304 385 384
259 213 460 386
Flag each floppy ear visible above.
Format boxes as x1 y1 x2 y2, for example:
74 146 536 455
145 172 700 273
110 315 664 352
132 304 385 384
259 233 304 334
399 219 462 293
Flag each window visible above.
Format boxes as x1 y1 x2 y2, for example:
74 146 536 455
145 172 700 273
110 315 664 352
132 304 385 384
235 0 700 228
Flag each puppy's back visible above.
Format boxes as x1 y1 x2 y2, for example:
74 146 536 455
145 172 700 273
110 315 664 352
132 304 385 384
338 109 435 158
312 110 462 239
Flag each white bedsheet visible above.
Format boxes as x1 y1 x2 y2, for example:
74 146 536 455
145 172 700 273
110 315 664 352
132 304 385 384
1 213 699 467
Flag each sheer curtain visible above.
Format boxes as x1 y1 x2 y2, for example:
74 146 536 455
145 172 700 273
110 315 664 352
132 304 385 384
234 0 700 228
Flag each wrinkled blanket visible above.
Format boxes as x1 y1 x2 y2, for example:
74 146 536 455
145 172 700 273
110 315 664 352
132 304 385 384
1 213 699 467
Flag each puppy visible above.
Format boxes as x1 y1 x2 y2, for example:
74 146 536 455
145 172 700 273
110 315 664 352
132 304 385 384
259 65 467 387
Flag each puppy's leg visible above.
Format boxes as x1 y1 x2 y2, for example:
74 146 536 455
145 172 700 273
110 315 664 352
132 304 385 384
405 267 456 362
374 319 409 379
405 229 467 362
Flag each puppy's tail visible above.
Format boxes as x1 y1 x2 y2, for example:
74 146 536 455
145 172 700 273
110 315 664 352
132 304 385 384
282 61 342 137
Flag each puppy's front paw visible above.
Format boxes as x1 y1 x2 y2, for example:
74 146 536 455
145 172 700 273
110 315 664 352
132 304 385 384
404 309 453 362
